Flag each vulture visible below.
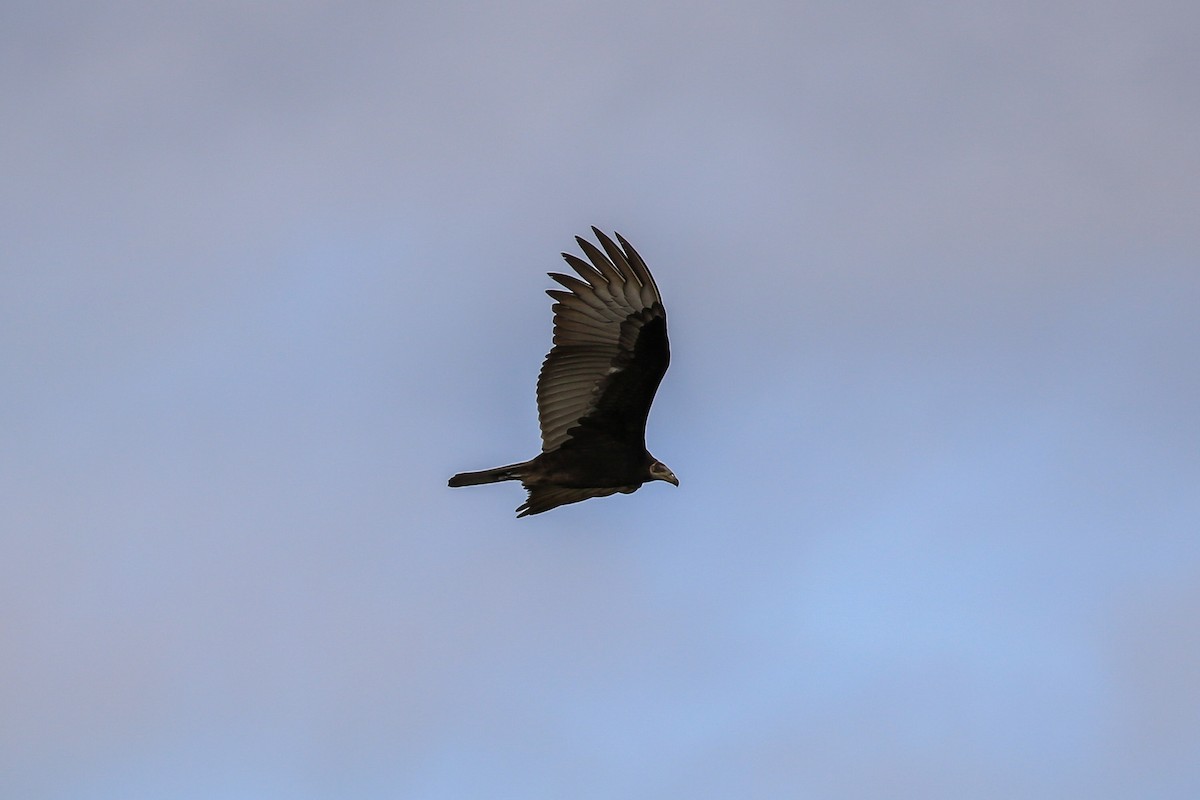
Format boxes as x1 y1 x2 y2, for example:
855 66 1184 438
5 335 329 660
448 228 677 516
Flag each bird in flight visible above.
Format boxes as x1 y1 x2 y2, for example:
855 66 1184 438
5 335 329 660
449 228 677 516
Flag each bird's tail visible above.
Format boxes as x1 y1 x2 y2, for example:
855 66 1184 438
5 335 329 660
448 461 529 487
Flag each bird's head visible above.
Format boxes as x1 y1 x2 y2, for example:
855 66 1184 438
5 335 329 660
648 460 679 487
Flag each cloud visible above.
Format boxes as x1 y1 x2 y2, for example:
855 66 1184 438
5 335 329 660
2 2 1198 798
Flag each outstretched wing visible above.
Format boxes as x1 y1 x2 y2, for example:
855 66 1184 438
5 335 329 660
517 486 621 517
537 228 670 453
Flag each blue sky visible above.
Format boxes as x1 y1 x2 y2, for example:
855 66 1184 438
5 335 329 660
3 2 1198 797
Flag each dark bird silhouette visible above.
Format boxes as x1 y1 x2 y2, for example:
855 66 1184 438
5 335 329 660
449 228 677 516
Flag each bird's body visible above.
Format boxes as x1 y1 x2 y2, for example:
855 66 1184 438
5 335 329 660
448 228 677 517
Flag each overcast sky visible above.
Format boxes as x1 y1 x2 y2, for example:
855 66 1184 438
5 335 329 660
3 1 1198 798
